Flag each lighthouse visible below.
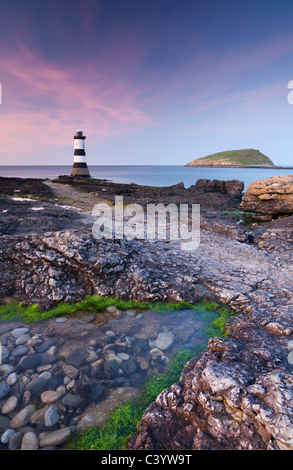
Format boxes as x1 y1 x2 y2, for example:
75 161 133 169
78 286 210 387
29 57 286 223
70 129 91 177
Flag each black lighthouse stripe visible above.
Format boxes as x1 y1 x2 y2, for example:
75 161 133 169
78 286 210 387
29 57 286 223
72 162 88 168
74 149 86 156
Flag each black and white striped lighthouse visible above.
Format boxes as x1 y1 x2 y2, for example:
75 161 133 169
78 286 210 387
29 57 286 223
70 129 91 177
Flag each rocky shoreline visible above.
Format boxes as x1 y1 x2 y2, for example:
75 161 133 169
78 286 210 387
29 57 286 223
1 174 293 450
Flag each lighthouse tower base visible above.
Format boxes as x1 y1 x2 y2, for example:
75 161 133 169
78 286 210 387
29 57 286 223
70 162 91 177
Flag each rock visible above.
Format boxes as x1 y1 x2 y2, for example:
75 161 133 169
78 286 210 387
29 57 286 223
16 353 41 371
240 175 293 215
6 372 18 385
36 339 57 353
11 328 29 338
55 317 67 323
62 393 83 407
15 334 30 345
0 383 10 400
40 390 62 404
126 310 136 316
61 363 79 379
1 428 15 444
154 332 174 351
10 404 36 429
21 431 39 450
0 416 11 432
39 427 73 447
25 371 52 397
77 387 140 432
0 364 13 377
78 381 104 401
9 431 23 450
44 407 60 427
150 348 164 357
80 313 96 323
104 359 120 378
106 305 118 313
66 348 89 367
12 345 30 357
117 352 130 361
1 396 18 414
22 391 32 405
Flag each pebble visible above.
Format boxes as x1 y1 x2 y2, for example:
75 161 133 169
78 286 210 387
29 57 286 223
6 372 18 385
9 431 23 450
36 339 57 353
117 352 130 361
1 428 15 444
106 306 118 313
10 404 36 429
21 431 39 450
66 348 89 367
44 407 60 427
12 346 30 357
154 331 175 351
17 353 41 371
61 364 79 379
1 396 18 414
62 393 83 407
126 310 136 316
0 364 13 376
11 328 29 338
15 334 30 345
39 426 73 447
55 317 67 323
40 390 61 404
0 383 11 400
25 371 52 396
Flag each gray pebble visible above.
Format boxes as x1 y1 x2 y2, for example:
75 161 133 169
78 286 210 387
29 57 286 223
12 345 30 357
0 383 10 400
44 407 60 427
62 393 83 407
1 428 16 444
11 328 29 338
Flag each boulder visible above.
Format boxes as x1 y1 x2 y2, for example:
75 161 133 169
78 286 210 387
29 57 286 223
240 175 293 215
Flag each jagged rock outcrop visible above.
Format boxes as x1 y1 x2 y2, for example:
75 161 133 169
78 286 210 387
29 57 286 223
3 178 293 450
240 175 293 215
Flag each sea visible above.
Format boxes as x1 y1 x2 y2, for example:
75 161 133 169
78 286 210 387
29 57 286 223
1 165 293 190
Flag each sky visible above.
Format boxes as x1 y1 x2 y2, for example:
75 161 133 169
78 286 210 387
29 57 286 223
1 0 293 166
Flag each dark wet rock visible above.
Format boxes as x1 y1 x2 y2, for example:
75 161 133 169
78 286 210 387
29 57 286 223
103 359 120 378
66 348 89 368
78 381 104 401
0 383 10 400
16 354 41 372
36 339 57 353
61 393 84 407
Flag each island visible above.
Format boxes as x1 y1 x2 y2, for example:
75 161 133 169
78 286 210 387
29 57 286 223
185 148 276 167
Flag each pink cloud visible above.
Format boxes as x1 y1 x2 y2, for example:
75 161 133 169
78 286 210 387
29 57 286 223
0 40 153 163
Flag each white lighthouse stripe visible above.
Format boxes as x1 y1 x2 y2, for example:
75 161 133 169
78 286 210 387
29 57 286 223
74 155 87 163
74 140 85 150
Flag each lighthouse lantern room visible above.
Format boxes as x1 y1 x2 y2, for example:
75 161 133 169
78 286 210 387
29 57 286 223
70 129 91 177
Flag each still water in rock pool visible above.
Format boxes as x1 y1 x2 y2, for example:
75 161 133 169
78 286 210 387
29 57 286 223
0 307 211 449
